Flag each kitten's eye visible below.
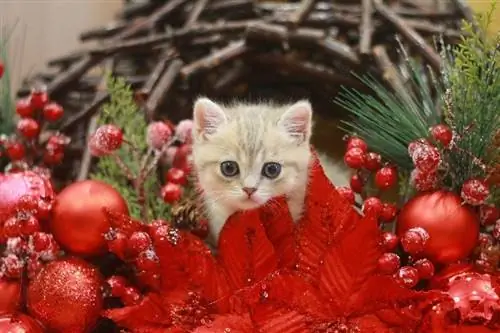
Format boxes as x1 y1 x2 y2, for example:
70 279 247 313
220 161 239 177
262 162 282 179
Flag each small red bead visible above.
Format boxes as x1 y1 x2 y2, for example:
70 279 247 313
401 227 429 256
380 203 398 223
166 167 188 186
336 186 355 204
461 178 490 206
15 98 35 118
364 152 382 171
430 124 453 147
362 197 383 217
349 174 364 193
161 182 183 203
121 286 142 306
394 266 420 288
375 167 397 190
43 102 64 122
413 259 435 279
128 232 152 257
17 118 40 139
29 89 49 109
346 137 368 153
106 275 128 298
380 232 399 251
344 148 366 169
378 253 400 274
479 205 499 226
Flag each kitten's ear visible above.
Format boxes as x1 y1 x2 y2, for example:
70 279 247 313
193 98 227 139
279 100 313 144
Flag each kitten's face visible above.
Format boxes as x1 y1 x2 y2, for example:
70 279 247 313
192 98 312 212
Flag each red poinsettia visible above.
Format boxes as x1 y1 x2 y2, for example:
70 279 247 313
103 152 442 332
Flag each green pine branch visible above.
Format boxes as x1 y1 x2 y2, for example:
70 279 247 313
0 23 17 136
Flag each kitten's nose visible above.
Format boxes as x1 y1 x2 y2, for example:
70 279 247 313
242 187 257 196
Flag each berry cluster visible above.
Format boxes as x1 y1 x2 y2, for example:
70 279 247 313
1 85 68 170
105 275 143 306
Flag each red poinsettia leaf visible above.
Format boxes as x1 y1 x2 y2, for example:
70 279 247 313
192 313 255 333
218 209 279 292
318 212 382 314
348 314 394 333
252 303 312 333
294 151 360 281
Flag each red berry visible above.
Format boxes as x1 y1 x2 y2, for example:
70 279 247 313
107 231 128 260
31 232 51 252
161 182 183 203
410 169 438 192
410 142 441 172
136 270 161 290
0 60 3 79
401 227 429 256
166 168 187 186
175 119 194 144
430 124 453 147
3 217 21 238
173 144 193 172
337 186 355 204
29 89 49 109
493 221 500 241
151 224 181 245
47 134 70 151
413 259 435 279
43 149 64 165
20 215 40 236
461 179 490 206
478 233 494 247
5 237 27 256
349 174 364 193
380 232 399 251
380 203 398 223
17 118 40 139
42 102 64 121
375 167 397 190
89 124 123 156
362 197 383 217
394 266 419 288
378 253 400 274
479 205 499 225
364 152 382 171
15 98 34 118
107 275 128 297
121 286 142 306
346 137 368 153
147 121 172 150
344 148 366 169
2 254 24 278
135 250 159 272
128 231 152 257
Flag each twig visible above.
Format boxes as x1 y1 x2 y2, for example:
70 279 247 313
137 49 176 100
359 0 374 56
450 0 477 31
372 45 407 96
60 93 110 132
184 0 211 28
77 115 99 181
289 0 317 27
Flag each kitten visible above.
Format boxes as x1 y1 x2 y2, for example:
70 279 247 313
191 98 350 244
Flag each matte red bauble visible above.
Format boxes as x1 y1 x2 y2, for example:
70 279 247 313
27 257 103 333
50 180 128 256
0 171 54 223
0 313 44 332
0 279 21 313
397 191 479 264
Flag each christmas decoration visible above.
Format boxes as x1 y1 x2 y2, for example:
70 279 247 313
50 180 129 256
0 279 21 312
27 257 103 332
0 313 44 332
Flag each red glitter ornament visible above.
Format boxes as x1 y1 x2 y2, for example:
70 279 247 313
375 166 397 190
364 152 382 171
362 197 383 217
380 232 399 251
378 252 400 274
410 141 441 172
346 136 368 152
400 227 429 256
336 186 355 204
27 257 103 333
0 279 21 313
17 118 40 139
397 191 480 264
349 173 364 193
479 205 499 225
50 180 129 256
413 259 435 280
344 147 366 169
394 266 419 288
430 124 453 147
147 121 173 150
0 313 44 332
410 168 439 192
461 179 490 206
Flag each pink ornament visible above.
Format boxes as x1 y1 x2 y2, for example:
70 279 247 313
147 121 172 150
175 119 194 144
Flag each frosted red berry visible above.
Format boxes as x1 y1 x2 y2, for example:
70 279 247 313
42 102 64 122
364 152 382 171
346 136 368 153
378 253 400 274
147 121 172 150
29 88 49 109
17 118 40 139
31 232 51 252
430 124 453 147
20 215 40 236
380 232 399 251
410 169 438 192
344 148 366 169
107 231 128 260
337 186 355 204
375 167 397 190
2 254 24 278
3 217 21 238
107 275 128 297
121 286 142 306
89 124 123 156
43 149 64 165
47 134 70 151
349 174 364 193
15 98 34 118
479 205 499 226
413 259 435 279
380 203 398 223
401 227 429 256
166 167 187 186
411 142 441 172
362 197 383 217
128 231 152 257
461 179 490 206
135 250 159 272
161 182 183 203
5 237 27 256
175 119 194 144
394 266 419 288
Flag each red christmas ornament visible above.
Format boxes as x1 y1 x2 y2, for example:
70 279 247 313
0 279 21 313
166 167 188 186
344 147 366 169
413 259 435 280
380 203 398 223
336 186 355 204
147 121 172 150
397 191 480 264
161 182 183 203
17 118 40 139
0 171 55 223
380 232 399 251
16 98 35 118
378 252 400 274
375 166 397 190
27 257 103 333
364 152 382 171
349 174 364 193
410 141 441 172
42 102 64 122
394 266 420 288
400 227 429 256
430 124 453 147
479 205 499 225
346 136 368 152
0 313 44 332
362 197 383 217
50 180 129 256
461 179 490 206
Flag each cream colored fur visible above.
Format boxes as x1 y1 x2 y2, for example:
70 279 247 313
191 98 350 244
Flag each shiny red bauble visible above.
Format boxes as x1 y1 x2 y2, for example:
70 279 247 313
50 180 129 256
346 136 368 152
0 313 45 332
42 102 64 122
15 98 35 118
430 124 453 147
375 166 397 190
27 257 103 333
397 191 479 265
17 118 40 139
344 147 366 169
0 279 21 313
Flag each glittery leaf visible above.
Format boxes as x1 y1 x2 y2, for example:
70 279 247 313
252 303 312 333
